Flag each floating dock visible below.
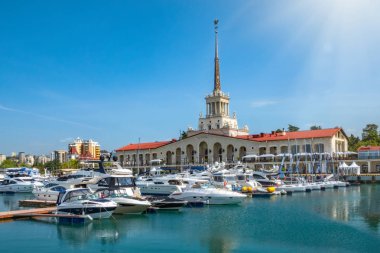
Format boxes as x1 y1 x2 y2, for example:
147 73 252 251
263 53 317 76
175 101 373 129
0 207 57 221
0 207 92 224
19 200 56 208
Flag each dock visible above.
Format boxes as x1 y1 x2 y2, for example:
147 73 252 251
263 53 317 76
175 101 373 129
19 200 56 208
0 207 93 224
0 207 57 221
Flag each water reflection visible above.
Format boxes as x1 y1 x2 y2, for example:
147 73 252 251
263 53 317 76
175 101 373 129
0 192 33 211
201 232 236 253
57 219 119 245
359 185 380 232
309 185 380 234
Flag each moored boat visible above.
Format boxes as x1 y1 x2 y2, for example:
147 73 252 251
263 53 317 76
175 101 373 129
56 188 117 219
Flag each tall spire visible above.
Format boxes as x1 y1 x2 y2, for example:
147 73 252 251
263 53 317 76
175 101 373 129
214 19 221 92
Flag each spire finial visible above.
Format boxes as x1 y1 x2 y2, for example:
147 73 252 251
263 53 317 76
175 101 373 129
213 19 221 92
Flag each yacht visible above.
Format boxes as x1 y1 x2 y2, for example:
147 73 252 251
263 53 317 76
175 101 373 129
78 171 152 214
94 188 151 214
56 188 117 219
276 177 307 193
212 169 238 189
250 171 282 187
136 178 187 195
169 184 246 205
0 178 36 193
33 183 67 201
146 196 188 211
49 170 104 188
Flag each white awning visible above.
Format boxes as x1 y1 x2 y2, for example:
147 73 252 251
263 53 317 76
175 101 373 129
259 154 275 158
242 154 258 159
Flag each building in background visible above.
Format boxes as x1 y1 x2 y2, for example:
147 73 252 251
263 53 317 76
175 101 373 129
357 146 380 173
18 152 26 164
25 155 34 166
36 155 50 164
54 150 67 163
68 137 101 160
0 154 6 164
116 21 349 169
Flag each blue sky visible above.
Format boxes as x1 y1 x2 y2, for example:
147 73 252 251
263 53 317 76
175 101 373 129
1 0 380 155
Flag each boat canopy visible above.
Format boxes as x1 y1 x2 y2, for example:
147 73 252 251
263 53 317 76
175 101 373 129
276 153 292 157
259 154 275 158
242 154 258 159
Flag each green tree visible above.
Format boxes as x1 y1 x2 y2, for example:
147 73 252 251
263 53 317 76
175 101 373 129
45 160 62 175
288 124 299 132
348 134 361 151
362 124 379 142
0 159 18 168
310 125 322 130
61 159 79 169
180 131 188 140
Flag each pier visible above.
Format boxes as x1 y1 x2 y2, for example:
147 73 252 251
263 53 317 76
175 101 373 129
0 207 57 221
19 200 56 208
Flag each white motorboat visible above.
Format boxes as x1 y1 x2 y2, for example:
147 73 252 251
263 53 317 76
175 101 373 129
49 170 104 188
56 188 117 219
136 178 187 195
147 196 188 211
276 177 307 192
94 188 151 214
79 171 152 214
324 175 349 187
169 184 246 205
212 170 238 189
250 171 282 187
0 178 35 193
33 183 67 201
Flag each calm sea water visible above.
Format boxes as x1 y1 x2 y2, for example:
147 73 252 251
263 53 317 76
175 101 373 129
1 185 380 253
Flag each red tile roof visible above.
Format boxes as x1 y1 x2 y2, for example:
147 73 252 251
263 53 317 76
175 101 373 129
358 146 380 151
116 140 175 152
235 128 342 142
69 146 79 155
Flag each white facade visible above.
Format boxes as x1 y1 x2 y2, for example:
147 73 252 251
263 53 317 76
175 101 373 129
0 154 6 164
117 130 348 166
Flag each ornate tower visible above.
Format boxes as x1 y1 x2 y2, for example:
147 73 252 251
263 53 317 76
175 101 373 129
214 19 221 92
193 19 249 137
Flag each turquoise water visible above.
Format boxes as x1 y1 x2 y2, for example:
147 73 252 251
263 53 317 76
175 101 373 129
1 185 380 253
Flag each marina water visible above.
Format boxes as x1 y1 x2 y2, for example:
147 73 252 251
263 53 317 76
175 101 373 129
1 185 380 253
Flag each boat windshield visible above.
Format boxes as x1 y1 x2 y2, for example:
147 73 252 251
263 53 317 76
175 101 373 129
237 175 246 181
94 188 132 198
63 189 95 203
225 176 236 181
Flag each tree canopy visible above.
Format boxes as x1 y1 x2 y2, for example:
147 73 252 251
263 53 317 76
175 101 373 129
0 159 18 168
287 124 299 132
348 123 380 151
310 125 322 130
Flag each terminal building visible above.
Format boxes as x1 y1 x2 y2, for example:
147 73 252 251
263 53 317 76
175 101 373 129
116 20 349 171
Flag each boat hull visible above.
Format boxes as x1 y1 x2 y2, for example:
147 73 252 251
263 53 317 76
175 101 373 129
57 201 117 219
170 189 246 205
111 198 151 214
33 190 60 201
